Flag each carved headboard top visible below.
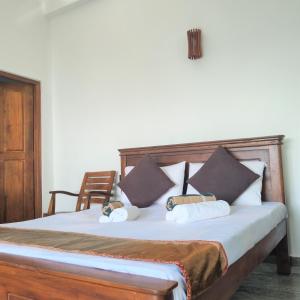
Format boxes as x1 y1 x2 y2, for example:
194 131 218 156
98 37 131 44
119 135 285 203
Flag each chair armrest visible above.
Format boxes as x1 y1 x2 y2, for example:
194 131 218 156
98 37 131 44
47 191 80 216
49 190 79 197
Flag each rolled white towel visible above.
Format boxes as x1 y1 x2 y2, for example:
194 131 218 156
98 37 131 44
98 215 110 223
109 206 140 222
166 200 230 224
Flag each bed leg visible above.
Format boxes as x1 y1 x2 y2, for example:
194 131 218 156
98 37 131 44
276 235 291 275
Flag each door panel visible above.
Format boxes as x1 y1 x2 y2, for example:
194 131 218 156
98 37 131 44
4 89 24 151
0 82 34 223
0 161 4 223
4 160 24 222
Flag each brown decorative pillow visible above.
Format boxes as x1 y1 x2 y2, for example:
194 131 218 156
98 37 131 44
187 147 259 204
118 155 175 208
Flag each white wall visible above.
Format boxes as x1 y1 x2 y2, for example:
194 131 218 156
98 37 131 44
49 0 300 256
4 0 297 256
0 0 53 210
41 0 86 16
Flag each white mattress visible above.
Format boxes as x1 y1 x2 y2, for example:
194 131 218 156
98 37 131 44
0 202 287 300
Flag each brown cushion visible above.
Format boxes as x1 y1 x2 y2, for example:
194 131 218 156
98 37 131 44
187 147 259 204
118 155 175 208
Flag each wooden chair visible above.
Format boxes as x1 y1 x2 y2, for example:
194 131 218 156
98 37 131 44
46 171 116 216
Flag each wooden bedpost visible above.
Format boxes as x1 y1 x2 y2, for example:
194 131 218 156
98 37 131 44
276 235 291 275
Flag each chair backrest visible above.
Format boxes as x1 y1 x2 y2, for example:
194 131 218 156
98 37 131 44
76 171 116 211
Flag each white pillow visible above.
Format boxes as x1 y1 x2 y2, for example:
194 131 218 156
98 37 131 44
187 161 266 206
120 161 186 206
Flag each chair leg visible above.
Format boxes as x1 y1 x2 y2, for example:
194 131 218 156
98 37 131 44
76 197 82 212
83 197 90 210
47 193 56 216
276 235 291 275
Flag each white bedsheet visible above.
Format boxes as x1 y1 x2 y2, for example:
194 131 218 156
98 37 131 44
0 202 287 300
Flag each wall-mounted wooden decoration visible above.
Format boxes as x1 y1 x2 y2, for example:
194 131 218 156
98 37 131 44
187 29 202 60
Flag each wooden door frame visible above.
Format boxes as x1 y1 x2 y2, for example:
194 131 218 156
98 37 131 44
0 70 42 218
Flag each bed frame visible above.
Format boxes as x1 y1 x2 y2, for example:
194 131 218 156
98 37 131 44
0 135 290 300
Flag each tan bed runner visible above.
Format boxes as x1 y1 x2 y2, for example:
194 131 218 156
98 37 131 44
0 227 228 299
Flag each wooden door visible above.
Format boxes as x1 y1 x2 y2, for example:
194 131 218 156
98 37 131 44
0 82 35 223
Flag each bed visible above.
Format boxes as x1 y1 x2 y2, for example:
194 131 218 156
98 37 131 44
0 135 291 300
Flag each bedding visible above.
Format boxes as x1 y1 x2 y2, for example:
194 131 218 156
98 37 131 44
118 155 175 207
187 160 266 206
232 160 265 206
187 147 259 204
121 161 186 206
0 227 227 300
0 202 287 300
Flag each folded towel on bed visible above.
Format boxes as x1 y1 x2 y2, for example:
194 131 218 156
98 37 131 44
102 201 124 216
166 193 216 211
110 206 140 222
99 206 140 223
166 200 230 223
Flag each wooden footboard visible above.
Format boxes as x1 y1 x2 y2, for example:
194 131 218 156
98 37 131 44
0 253 177 300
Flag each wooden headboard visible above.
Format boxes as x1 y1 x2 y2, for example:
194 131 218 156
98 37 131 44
118 135 285 203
